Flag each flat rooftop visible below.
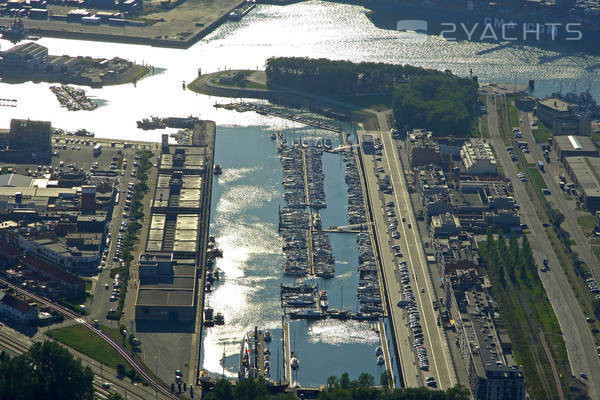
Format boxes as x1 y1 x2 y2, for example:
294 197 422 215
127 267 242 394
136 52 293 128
554 135 597 153
146 213 200 253
159 147 207 172
565 156 600 197
539 97 570 112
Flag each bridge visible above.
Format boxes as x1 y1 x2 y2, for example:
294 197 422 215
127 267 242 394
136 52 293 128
318 223 372 233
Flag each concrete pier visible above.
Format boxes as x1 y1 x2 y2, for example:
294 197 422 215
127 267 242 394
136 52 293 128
256 330 265 379
283 321 291 385
378 320 395 387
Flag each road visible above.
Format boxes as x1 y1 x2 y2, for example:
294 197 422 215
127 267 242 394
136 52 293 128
0 326 172 400
0 278 180 400
486 95 600 397
359 113 456 389
88 149 137 323
376 112 456 389
358 132 421 388
518 110 600 285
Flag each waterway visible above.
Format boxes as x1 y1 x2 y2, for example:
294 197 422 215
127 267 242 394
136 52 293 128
1 0 600 387
203 126 386 385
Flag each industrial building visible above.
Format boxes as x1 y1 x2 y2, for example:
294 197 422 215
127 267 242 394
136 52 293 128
433 233 480 277
0 42 48 71
564 156 600 211
460 139 497 175
537 98 591 136
135 122 215 323
553 135 598 161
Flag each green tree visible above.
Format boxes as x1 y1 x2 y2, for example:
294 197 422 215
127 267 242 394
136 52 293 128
357 372 374 387
326 375 338 388
204 378 233 400
507 233 519 282
116 363 126 378
0 341 93 400
339 372 350 389
380 370 392 388
550 209 565 229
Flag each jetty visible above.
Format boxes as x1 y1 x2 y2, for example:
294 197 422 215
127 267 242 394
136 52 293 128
0 98 17 107
283 321 291 385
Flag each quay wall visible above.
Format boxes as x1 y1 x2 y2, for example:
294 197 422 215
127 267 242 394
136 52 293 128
8 0 246 49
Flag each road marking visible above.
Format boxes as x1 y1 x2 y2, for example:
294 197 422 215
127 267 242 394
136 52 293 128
378 128 455 388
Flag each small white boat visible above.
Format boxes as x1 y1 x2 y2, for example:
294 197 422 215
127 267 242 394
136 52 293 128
291 353 299 370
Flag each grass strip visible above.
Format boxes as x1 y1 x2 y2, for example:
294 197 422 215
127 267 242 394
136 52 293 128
46 324 127 369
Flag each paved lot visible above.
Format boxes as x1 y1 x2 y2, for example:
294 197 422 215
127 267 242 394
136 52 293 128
486 95 600 398
359 127 456 390
358 133 419 388
0 0 242 46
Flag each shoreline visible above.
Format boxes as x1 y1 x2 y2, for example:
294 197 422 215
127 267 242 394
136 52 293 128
0 0 246 49
188 69 380 128
0 64 150 88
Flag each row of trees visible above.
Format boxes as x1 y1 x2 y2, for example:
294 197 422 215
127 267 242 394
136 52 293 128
480 228 537 287
264 57 479 136
265 57 437 95
392 75 479 136
204 375 470 400
0 341 94 400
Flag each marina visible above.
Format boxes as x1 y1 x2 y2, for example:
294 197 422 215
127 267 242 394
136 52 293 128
229 0 257 21
215 102 344 134
201 125 385 386
0 98 17 107
2 0 598 391
137 116 201 130
50 85 97 111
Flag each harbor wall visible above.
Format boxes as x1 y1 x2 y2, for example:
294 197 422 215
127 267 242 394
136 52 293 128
13 0 247 49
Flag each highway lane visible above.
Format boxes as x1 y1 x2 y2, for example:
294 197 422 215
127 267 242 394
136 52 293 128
518 110 600 285
487 95 600 397
377 125 456 390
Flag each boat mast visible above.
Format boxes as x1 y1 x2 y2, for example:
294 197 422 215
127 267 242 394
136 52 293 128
222 343 226 378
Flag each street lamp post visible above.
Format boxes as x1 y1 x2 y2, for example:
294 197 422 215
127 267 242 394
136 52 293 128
154 356 158 400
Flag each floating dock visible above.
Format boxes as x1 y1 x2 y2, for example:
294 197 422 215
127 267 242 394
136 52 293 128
215 102 343 133
0 98 17 107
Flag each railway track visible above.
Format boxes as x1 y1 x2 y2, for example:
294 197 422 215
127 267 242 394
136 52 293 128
0 278 179 400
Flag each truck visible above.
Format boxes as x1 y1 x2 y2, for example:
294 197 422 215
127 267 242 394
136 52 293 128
93 144 102 156
537 160 545 172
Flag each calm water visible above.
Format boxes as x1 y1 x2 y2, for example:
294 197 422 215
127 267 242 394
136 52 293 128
203 126 386 385
2 0 600 386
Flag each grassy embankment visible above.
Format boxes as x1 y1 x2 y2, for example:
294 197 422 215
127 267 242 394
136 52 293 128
527 164 548 189
480 232 569 400
46 324 125 369
532 119 553 143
